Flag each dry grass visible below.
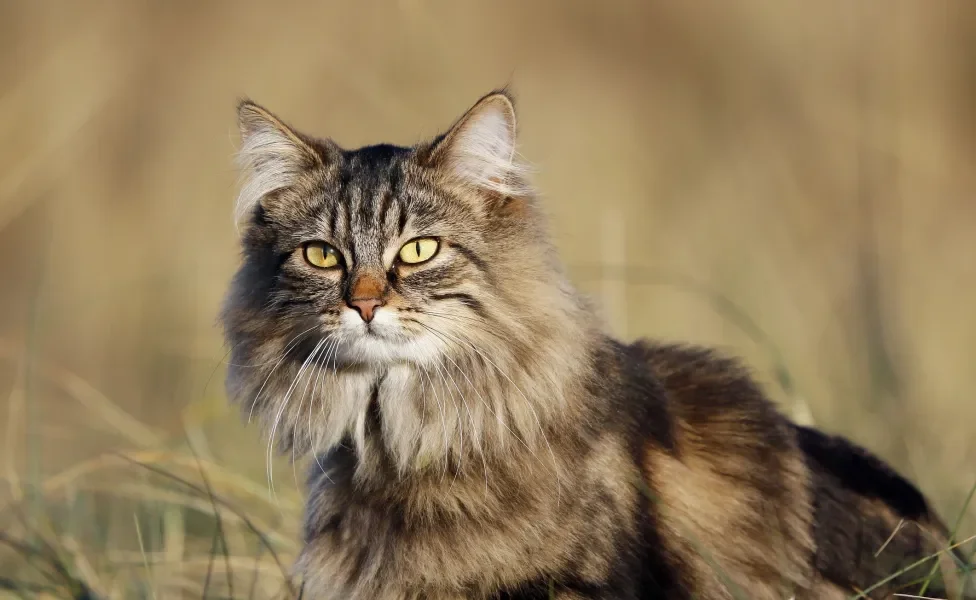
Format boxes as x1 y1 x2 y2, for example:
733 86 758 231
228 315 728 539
1 1 975 598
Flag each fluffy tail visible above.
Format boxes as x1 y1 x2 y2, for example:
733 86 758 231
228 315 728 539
795 424 974 599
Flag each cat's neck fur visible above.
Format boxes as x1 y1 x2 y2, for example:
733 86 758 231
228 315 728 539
279 277 601 483
295 325 631 600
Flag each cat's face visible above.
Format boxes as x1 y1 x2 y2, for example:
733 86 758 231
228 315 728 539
227 92 536 367
222 91 590 459
247 142 499 368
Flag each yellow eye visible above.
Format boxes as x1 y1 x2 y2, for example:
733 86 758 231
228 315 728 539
398 238 439 264
303 242 341 269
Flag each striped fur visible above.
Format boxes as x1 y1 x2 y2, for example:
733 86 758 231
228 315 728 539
220 90 972 599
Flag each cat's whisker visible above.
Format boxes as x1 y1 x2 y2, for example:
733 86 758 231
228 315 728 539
417 322 524 445
411 357 428 453
301 334 335 453
247 323 321 423
427 357 465 487
311 336 342 466
329 334 342 382
432 353 484 492
320 334 346 451
268 337 327 500
420 324 531 496
419 308 492 329
295 335 332 449
417 362 450 480
223 331 311 368
416 324 512 495
309 335 338 455
420 308 526 347
417 320 562 506
306 345 326 456
308 336 339 482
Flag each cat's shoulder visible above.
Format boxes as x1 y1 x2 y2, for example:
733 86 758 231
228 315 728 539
621 337 798 460
627 339 752 382
624 339 775 415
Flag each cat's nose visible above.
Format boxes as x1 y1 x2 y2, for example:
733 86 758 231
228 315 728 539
348 297 385 323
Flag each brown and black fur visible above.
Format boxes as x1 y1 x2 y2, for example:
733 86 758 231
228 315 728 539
220 90 971 599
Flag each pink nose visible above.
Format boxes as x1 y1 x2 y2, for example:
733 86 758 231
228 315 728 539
348 297 384 323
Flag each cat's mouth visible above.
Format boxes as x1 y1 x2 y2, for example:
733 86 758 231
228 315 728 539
334 307 430 365
338 332 428 367
360 323 388 341
340 307 398 339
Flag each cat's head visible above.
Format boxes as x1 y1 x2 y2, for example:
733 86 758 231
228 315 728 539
221 90 594 462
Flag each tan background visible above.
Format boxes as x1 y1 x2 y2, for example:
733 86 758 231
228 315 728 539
1 1 974 597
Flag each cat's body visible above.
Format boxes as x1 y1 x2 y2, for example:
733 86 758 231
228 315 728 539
221 91 969 599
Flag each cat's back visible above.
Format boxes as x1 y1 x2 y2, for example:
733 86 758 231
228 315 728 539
616 340 816 598
633 340 801 469
636 341 788 436
626 340 969 599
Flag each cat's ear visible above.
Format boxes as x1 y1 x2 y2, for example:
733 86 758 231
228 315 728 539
423 90 532 199
235 100 324 223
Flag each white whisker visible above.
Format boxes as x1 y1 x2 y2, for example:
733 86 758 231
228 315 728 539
268 337 326 500
428 357 464 486
418 317 562 507
310 335 342 482
416 323 511 495
417 363 450 479
299 333 335 454
415 362 428 448
247 323 321 423
315 334 344 453
308 334 339 452
431 355 483 490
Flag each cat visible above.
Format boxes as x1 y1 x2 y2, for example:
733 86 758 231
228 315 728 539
220 89 971 599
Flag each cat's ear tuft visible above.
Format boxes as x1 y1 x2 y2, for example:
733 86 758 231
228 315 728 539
425 90 532 198
234 99 323 223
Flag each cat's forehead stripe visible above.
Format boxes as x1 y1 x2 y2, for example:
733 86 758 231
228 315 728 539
310 143 470 269
321 147 414 267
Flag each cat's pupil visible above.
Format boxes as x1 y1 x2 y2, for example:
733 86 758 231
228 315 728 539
415 241 421 256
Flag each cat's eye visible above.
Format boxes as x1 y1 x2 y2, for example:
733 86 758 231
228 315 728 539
398 238 439 265
303 241 341 269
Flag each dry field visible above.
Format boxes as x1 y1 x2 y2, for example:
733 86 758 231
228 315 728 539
0 2 974 597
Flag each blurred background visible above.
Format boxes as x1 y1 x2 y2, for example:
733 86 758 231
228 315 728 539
1 1 975 597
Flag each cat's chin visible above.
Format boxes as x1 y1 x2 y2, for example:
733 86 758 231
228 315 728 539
339 325 440 367
335 329 442 369
333 308 443 368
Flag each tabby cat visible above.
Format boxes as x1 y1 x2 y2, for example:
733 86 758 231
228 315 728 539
221 90 971 599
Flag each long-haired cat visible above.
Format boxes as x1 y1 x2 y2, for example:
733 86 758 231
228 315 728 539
221 90 971 599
